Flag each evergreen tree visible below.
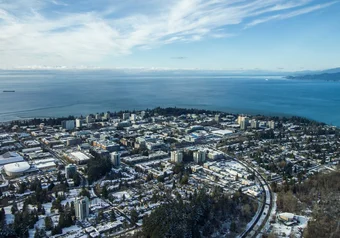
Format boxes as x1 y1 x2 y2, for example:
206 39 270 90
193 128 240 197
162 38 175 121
110 210 116 222
11 201 18 214
73 172 81 187
96 210 104 223
230 221 237 232
102 185 108 199
51 225 62 235
44 216 53 231
34 228 47 238
130 209 139 225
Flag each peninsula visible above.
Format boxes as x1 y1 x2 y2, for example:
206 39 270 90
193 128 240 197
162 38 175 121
0 107 339 238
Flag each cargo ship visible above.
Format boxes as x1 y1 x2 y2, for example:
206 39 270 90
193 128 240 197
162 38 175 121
3 90 15 92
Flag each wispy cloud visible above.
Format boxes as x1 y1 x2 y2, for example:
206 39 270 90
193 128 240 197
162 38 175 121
0 0 337 67
50 0 68 7
172 56 187 60
245 1 338 28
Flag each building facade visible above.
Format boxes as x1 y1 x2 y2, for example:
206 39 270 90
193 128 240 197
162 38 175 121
62 120 75 130
75 119 83 128
111 152 120 167
171 151 183 163
75 196 90 220
65 164 77 179
193 150 206 164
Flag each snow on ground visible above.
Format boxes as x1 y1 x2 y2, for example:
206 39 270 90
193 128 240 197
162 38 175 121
62 224 82 234
29 217 45 238
4 206 14 224
271 215 309 237
43 202 52 216
51 214 60 226
68 188 81 197
264 193 309 237
35 217 45 229
61 197 76 206
90 197 110 211
111 191 131 199
29 228 35 237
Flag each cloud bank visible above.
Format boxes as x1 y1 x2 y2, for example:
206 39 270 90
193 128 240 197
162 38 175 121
0 0 337 68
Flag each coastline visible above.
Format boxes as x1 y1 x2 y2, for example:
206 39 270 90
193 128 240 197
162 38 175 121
1 107 330 128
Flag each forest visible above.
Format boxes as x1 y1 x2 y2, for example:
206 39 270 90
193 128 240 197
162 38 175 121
275 170 340 238
141 188 257 238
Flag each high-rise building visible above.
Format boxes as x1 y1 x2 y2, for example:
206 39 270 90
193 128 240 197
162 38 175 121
75 196 90 220
76 119 83 128
215 114 221 122
171 151 183 163
123 112 130 120
62 120 75 130
141 111 146 118
95 113 101 120
86 115 94 124
65 164 77 179
130 114 137 121
268 120 275 129
240 120 248 130
111 152 120 166
103 112 110 120
193 150 206 163
237 115 244 125
250 119 259 129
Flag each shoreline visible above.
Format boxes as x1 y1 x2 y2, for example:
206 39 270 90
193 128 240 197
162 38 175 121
1 107 331 127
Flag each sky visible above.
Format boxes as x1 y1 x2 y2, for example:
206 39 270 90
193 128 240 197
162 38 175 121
0 0 339 71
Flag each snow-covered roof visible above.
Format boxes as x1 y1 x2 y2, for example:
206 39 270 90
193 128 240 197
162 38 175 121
0 152 24 166
4 161 30 173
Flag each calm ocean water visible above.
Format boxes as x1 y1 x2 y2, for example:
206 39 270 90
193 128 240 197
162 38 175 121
0 70 339 126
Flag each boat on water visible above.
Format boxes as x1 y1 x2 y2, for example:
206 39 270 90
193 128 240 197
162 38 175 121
3 90 15 92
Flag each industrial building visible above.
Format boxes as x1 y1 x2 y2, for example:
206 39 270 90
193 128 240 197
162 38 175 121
3 161 31 177
0 152 24 166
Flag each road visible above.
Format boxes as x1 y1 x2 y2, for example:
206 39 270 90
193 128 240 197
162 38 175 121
217 151 273 238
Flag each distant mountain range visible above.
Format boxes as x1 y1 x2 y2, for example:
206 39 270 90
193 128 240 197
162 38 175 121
1 66 340 79
286 67 340 81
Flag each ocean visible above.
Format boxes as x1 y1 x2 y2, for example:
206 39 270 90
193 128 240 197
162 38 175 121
0 70 339 126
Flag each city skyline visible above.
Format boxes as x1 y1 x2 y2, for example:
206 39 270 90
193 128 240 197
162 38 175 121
0 0 340 70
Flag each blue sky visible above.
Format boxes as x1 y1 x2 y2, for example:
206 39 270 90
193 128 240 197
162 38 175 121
0 0 339 70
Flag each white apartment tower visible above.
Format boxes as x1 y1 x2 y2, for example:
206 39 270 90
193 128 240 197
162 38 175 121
130 114 137 121
86 115 94 123
193 150 206 164
111 152 120 166
103 112 110 120
123 112 130 120
75 196 90 220
76 118 82 128
268 120 276 129
171 151 183 163
250 119 259 129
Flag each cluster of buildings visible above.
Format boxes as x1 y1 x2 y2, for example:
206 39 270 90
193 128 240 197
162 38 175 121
0 109 339 237
237 115 275 130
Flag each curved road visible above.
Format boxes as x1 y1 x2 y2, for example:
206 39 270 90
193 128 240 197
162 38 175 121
221 153 273 238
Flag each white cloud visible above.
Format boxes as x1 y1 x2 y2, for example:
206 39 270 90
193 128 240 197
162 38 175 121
50 0 68 6
0 0 337 67
246 1 338 28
